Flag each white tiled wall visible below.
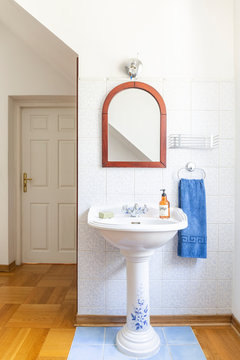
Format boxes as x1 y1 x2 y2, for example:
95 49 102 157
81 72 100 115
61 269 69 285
78 78 235 316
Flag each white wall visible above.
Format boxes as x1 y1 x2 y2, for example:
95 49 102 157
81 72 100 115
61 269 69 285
233 0 240 322
13 0 236 316
15 0 234 79
0 21 75 264
78 77 235 316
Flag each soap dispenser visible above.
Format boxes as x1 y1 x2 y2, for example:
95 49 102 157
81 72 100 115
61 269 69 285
159 189 170 219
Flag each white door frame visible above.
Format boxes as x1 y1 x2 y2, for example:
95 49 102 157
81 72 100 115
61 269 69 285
10 96 77 265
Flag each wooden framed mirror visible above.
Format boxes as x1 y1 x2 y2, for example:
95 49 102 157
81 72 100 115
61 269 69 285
102 82 166 167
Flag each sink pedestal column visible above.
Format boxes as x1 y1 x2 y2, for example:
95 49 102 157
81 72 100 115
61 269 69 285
116 249 160 358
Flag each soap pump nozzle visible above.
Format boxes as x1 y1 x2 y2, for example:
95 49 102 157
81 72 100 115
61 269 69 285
160 189 166 197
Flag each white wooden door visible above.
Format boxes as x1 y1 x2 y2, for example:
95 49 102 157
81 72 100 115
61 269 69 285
21 107 76 263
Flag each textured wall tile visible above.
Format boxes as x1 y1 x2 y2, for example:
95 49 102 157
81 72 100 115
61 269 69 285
158 308 217 315
216 308 232 315
77 78 235 316
167 193 178 207
134 194 162 207
190 252 217 280
182 308 217 315
207 224 218 252
219 139 235 167
204 168 218 196
192 82 219 110
78 307 105 315
218 196 234 224
162 252 192 280
139 78 163 94
192 148 219 168
78 223 105 251
162 280 191 308
217 280 232 308
78 251 105 279
78 138 101 167
78 193 106 223
219 168 235 196
135 168 162 194
105 308 126 316
105 241 118 252
150 280 162 308
105 280 127 308
78 167 106 195
218 252 233 279
220 111 235 139
189 280 217 308
167 149 192 168
167 110 191 135
152 308 188 315
206 196 219 223
107 168 134 194
106 193 134 206
106 78 131 93
78 223 93 251
162 167 179 195
220 82 235 111
78 280 105 307
163 80 191 110
218 223 234 251
150 251 162 280
78 108 101 138
151 308 167 315
105 252 126 280
192 111 218 136
79 80 106 110
162 234 178 252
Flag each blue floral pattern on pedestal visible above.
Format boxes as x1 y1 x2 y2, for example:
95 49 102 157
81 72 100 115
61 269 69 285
130 298 149 331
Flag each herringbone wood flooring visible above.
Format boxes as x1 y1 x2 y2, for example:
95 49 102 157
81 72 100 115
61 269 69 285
0 264 76 359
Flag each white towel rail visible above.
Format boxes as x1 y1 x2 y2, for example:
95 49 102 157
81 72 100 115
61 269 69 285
169 134 219 150
178 162 206 179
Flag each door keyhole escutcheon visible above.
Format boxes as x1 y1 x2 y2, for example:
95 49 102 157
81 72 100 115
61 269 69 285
23 172 32 193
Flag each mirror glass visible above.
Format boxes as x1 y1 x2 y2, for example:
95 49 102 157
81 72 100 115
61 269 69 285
108 88 160 162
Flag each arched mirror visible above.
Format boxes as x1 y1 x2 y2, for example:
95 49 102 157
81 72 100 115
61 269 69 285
102 82 166 167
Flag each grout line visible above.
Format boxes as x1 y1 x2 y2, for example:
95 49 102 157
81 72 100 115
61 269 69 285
162 328 174 360
102 327 106 360
162 326 168 343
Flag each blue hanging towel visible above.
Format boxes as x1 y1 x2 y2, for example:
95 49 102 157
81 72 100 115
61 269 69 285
178 179 207 258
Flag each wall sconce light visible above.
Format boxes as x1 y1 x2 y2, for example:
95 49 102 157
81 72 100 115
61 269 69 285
125 58 143 79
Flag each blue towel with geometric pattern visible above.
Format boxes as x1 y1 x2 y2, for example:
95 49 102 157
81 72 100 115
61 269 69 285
178 179 207 258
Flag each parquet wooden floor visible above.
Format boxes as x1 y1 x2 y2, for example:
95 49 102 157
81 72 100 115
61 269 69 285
0 264 240 359
193 326 240 360
0 264 76 359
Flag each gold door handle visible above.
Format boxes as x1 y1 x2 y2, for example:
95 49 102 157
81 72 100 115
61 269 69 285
23 172 32 193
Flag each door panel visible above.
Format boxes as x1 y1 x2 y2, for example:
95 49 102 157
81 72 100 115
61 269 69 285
22 107 76 263
30 115 49 130
58 114 75 131
30 140 49 187
58 203 76 251
58 140 76 188
30 203 49 250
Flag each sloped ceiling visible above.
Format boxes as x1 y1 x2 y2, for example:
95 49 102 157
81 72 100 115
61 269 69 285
0 0 77 84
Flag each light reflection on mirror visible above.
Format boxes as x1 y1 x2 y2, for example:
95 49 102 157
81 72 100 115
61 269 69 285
108 88 160 162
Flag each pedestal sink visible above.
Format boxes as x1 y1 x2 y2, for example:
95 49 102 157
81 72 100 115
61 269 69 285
88 205 187 359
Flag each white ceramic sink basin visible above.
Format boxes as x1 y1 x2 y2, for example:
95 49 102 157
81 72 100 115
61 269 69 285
88 205 188 359
88 206 187 251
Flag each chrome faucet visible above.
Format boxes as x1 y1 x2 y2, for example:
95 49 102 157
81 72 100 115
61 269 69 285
122 203 148 217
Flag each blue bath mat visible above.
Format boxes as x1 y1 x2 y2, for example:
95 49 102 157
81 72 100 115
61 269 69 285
67 326 206 360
